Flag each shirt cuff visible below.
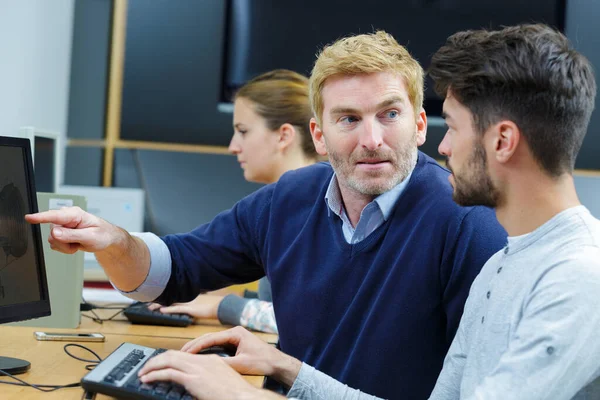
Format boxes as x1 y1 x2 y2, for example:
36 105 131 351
217 294 250 326
287 363 316 398
110 232 172 302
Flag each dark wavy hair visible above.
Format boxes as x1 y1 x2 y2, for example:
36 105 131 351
429 24 596 176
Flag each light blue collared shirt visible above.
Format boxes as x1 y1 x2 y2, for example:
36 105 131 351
325 169 413 244
114 165 414 301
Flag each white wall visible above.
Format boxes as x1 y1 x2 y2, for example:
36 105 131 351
0 0 74 139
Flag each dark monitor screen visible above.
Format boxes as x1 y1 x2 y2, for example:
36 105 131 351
222 0 566 116
0 136 50 324
33 136 56 193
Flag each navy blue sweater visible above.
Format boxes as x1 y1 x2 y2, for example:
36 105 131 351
158 153 507 399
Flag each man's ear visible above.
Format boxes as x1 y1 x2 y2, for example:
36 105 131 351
310 118 328 156
416 108 427 146
277 123 296 152
491 120 520 164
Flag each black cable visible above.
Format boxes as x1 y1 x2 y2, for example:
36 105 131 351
64 343 102 363
80 297 129 324
64 343 103 371
0 343 104 392
0 369 81 392
81 308 126 324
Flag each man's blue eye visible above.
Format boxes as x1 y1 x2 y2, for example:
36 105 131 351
386 110 398 118
341 116 359 124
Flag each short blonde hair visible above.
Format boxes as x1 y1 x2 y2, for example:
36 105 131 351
309 31 424 125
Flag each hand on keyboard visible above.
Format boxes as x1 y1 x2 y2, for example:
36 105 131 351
138 350 283 400
147 294 224 320
181 326 301 387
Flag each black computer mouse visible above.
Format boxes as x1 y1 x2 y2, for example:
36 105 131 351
196 345 237 358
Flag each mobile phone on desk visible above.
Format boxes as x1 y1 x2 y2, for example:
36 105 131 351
34 331 105 342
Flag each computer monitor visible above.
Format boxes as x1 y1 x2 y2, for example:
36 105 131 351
0 136 51 375
18 127 62 193
5 127 62 193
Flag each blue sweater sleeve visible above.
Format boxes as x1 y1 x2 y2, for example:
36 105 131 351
154 184 273 305
440 206 507 344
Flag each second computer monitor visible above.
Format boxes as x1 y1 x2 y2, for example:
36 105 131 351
7 127 62 193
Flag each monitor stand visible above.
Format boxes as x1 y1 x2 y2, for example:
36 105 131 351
0 356 30 375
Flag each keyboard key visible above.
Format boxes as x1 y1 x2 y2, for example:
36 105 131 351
139 383 154 393
154 383 170 395
167 387 185 400
125 377 141 389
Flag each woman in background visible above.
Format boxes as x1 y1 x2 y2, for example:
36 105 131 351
151 69 319 333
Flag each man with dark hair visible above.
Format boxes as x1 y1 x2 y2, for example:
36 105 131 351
427 22 600 399
134 23 600 400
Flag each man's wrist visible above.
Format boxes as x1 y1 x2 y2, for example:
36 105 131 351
97 228 150 292
100 225 131 259
271 353 302 388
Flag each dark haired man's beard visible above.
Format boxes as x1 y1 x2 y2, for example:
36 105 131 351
452 142 500 208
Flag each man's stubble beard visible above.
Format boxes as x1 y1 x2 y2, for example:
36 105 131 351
326 131 418 196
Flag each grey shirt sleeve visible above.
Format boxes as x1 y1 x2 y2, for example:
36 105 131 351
429 275 481 400
218 295 279 334
217 294 250 326
110 232 172 302
287 363 384 400
428 314 470 399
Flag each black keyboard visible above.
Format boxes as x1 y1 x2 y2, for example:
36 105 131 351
123 303 193 327
81 342 195 400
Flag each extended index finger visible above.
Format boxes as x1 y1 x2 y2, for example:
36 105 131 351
25 207 84 226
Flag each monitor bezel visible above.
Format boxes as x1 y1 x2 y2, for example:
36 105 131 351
0 136 51 324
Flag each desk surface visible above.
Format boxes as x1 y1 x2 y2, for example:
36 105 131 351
78 307 277 343
0 324 271 399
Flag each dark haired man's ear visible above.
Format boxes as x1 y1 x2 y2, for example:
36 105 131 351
310 118 328 156
493 121 520 164
278 123 296 152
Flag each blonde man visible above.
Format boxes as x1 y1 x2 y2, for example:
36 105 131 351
135 24 600 400
27 32 506 400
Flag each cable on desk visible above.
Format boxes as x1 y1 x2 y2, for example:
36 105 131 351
81 308 125 324
80 297 129 324
64 343 103 370
0 343 104 391
0 369 81 392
